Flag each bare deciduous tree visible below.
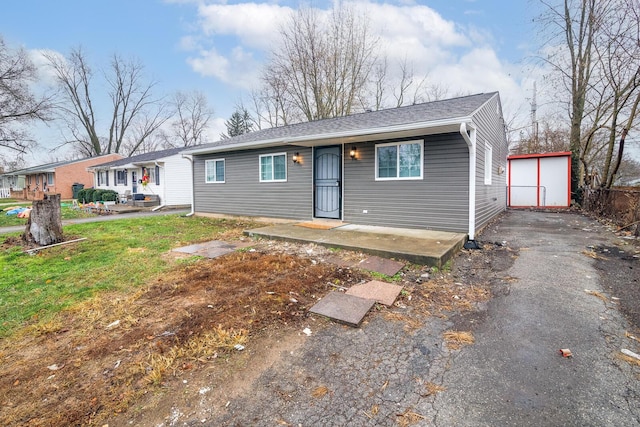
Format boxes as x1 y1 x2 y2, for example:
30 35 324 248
536 0 640 191
260 4 378 122
160 90 213 148
512 121 570 155
0 36 51 156
44 48 169 156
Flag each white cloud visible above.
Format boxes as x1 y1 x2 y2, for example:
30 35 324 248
205 117 227 142
181 0 534 125
187 45 260 88
29 49 63 85
197 2 292 50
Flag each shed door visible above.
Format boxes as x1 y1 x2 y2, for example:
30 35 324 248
314 146 341 219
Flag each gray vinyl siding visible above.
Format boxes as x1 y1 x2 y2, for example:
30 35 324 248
193 146 313 220
344 133 469 232
471 94 508 233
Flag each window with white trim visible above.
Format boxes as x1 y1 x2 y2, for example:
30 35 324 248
484 142 492 185
259 153 287 182
46 173 54 186
116 170 127 185
375 140 423 180
205 159 225 183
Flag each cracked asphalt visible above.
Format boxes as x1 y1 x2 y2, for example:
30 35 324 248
175 210 639 427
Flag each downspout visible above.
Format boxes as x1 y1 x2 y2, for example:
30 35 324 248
182 154 195 216
460 122 479 247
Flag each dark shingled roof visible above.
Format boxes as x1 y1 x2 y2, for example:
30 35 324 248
4 154 123 175
185 92 497 154
89 146 186 169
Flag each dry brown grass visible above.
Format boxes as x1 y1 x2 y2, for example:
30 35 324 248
412 278 490 317
443 330 475 350
383 312 424 332
311 385 330 398
617 352 640 367
585 289 608 302
626 331 640 343
422 381 446 396
582 249 608 260
396 408 425 426
0 251 367 427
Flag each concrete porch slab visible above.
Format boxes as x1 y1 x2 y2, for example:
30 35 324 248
245 223 466 267
345 280 403 306
309 292 376 327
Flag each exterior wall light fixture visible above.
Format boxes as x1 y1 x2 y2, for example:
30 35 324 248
350 147 357 159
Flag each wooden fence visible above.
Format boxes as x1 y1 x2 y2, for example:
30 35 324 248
583 187 640 235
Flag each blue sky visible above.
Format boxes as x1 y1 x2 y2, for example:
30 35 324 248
1 0 543 164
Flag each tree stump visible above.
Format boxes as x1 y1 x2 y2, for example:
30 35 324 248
23 194 64 246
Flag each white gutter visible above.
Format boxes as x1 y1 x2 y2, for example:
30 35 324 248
460 122 477 241
182 154 195 216
183 116 473 156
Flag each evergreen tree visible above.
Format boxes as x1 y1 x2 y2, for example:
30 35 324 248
221 108 254 139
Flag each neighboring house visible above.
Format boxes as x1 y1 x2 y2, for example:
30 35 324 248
88 147 193 207
5 154 123 200
507 152 571 208
0 171 24 198
182 92 508 241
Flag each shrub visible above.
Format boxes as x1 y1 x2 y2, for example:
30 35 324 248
76 189 86 202
84 188 96 203
92 189 104 202
100 190 118 202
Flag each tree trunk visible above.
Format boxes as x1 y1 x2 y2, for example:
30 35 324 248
23 194 63 246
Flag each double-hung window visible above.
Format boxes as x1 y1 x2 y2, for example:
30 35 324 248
259 153 287 182
116 170 127 185
205 159 225 183
375 140 423 180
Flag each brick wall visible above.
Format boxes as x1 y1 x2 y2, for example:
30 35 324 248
25 154 122 200
49 154 124 199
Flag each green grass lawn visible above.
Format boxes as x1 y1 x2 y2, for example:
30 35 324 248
0 214 253 337
0 202 95 227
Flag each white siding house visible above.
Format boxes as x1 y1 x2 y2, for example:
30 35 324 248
88 147 192 207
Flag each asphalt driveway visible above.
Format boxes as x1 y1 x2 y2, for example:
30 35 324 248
432 210 640 426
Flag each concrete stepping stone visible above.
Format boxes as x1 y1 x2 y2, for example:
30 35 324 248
309 292 375 327
172 240 252 259
345 280 403 306
358 255 404 276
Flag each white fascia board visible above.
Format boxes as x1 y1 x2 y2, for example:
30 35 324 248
184 117 473 155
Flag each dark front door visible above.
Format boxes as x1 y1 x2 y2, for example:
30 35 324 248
314 146 341 219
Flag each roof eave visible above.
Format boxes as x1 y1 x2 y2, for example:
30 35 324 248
185 117 474 155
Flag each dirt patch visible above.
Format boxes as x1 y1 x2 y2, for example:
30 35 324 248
0 234 508 427
0 249 368 427
593 244 640 330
